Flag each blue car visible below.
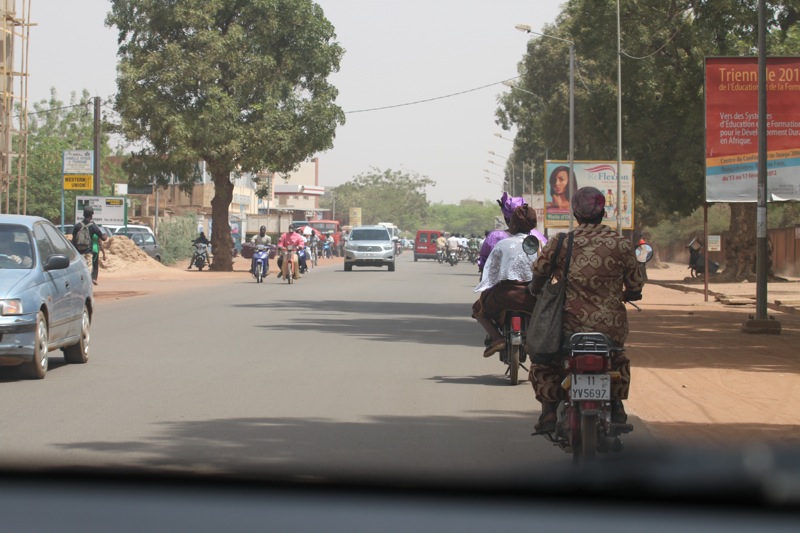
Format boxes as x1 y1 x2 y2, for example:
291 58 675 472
0 215 93 379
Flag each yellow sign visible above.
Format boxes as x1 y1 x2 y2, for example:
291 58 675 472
64 175 93 190
105 198 124 207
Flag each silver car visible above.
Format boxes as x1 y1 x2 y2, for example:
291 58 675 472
343 225 396 272
0 215 93 379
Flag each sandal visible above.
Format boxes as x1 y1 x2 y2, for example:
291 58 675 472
533 411 557 433
483 338 506 358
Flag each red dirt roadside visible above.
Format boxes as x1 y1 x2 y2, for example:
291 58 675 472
627 263 800 449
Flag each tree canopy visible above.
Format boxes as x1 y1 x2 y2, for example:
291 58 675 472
496 0 800 280
321 168 435 230
107 0 345 270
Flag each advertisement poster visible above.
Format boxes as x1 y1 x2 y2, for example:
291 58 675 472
75 196 125 225
543 160 634 229
705 56 800 202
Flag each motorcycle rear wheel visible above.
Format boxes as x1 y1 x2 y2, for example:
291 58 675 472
508 346 520 385
578 413 598 462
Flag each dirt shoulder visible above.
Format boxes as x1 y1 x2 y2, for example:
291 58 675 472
628 262 800 449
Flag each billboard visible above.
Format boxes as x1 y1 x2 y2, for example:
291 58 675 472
705 56 800 202
75 196 126 225
543 160 634 229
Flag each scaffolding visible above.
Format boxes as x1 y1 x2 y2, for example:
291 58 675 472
0 0 31 214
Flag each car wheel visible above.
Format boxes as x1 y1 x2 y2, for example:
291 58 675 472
21 311 48 379
155 255 162 262
344 263 352 272
388 262 395 272
63 305 90 364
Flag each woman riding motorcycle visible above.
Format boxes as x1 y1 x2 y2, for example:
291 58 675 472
478 192 547 274
472 204 540 357
527 187 644 432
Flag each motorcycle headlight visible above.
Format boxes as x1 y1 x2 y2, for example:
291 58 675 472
1 299 23 316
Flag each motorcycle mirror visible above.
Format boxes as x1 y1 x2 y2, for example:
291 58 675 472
635 243 654 263
522 235 540 256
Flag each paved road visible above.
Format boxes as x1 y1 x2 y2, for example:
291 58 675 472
0 253 657 481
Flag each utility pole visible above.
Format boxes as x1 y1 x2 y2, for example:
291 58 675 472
93 97 101 195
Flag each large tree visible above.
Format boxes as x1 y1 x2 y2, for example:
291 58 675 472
107 0 345 270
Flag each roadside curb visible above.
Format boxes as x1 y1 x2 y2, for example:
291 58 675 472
649 280 798 316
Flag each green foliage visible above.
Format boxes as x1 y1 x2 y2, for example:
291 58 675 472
323 168 435 231
424 202 500 236
16 90 94 220
107 0 345 270
156 216 198 265
647 203 731 247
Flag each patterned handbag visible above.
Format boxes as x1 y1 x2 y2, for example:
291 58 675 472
526 232 574 364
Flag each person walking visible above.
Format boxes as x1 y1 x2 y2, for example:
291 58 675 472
91 230 107 285
72 208 107 274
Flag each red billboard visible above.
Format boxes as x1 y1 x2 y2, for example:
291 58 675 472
705 57 800 202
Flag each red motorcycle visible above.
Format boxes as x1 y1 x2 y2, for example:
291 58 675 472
535 242 653 463
539 332 633 462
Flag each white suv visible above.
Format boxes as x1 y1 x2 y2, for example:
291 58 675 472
343 225 396 272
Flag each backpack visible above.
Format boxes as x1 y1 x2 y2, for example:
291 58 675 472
75 222 92 252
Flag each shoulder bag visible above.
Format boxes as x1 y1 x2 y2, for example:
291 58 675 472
526 232 574 364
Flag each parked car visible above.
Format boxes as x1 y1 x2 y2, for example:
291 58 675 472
114 225 154 237
413 229 444 261
0 215 93 379
343 225 395 272
129 232 162 262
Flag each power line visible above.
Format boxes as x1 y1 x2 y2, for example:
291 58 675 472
344 78 521 114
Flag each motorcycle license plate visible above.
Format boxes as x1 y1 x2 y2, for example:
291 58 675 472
570 374 611 401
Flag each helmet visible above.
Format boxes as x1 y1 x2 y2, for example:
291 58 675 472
471 233 476 238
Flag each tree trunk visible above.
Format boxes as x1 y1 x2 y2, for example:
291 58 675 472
717 203 757 282
208 160 234 272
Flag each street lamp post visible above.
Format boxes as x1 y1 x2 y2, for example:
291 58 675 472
488 151 515 195
515 24 574 230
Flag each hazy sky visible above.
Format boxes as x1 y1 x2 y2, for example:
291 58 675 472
28 0 566 204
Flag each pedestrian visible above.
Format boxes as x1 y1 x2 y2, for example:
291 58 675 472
72 208 107 276
91 229 107 285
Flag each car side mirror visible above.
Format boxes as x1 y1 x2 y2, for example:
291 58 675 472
43 255 70 271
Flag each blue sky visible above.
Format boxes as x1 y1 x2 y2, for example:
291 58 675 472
30 0 566 204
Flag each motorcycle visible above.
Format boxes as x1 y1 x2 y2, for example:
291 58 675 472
687 238 719 278
436 248 445 264
468 248 479 265
498 311 531 385
189 242 209 271
321 241 332 259
252 244 272 283
534 241 654 463
279 245 298 284
297 243 313 274
447 249 458 266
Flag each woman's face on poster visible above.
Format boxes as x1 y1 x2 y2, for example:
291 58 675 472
553 171 569 195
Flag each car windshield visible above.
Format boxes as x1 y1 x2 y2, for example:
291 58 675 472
349 229 389 241
6 1 800 523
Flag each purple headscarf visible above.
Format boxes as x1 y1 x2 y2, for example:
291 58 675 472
497 192 526 221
